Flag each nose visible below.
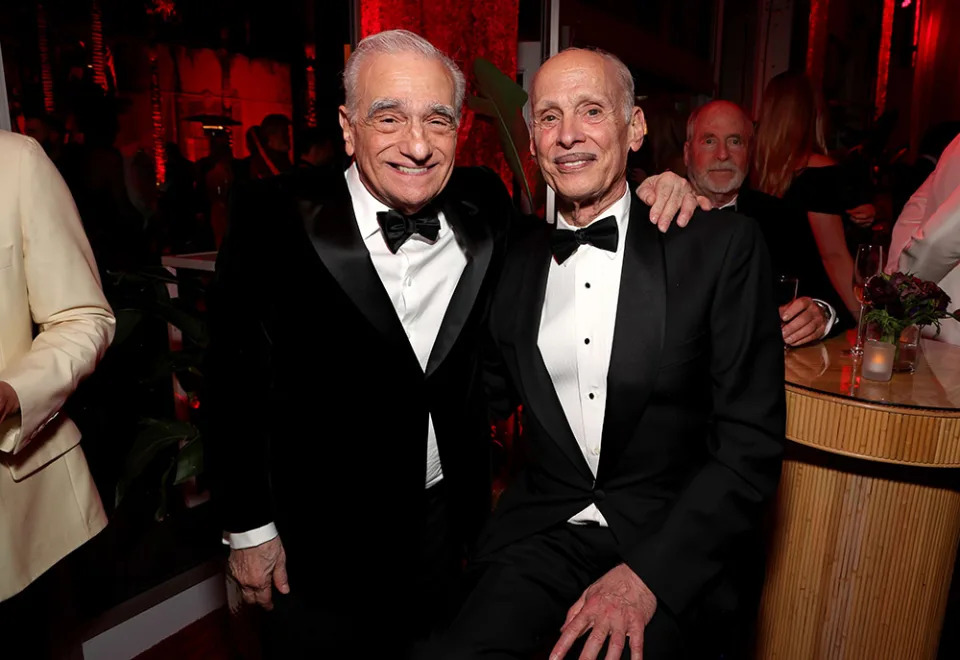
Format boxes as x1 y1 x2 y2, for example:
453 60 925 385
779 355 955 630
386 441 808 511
556 114 585 150
716 141 730 161
398 120 433 163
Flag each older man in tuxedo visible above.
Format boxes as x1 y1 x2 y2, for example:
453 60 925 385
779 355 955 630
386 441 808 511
434 49 785 659
683 100 847 345
0 130 115 655
207 30 702 658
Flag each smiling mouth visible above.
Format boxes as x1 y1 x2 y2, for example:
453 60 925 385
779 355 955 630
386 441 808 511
389 163 436 175
554 153 596 172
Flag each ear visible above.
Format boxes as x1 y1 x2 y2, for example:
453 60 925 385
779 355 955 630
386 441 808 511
627 106 646 152
683 140 691 170
529 131 536 159
338 106 355 157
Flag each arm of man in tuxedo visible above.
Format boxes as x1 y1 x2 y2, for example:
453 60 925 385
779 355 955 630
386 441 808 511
628 214 785 615
206 180 289 610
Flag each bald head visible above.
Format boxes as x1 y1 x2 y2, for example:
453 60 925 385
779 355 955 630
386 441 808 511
529 48 645 224
684 100 753 207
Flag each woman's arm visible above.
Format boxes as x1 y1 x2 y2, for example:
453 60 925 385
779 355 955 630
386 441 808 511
807 210 858 315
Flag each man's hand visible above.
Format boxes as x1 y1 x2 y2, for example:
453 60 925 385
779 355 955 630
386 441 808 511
227 536 290 611
0 381 20 424
550 563 657 660
636 172 712 233
846 203 876 228
781 297 827 346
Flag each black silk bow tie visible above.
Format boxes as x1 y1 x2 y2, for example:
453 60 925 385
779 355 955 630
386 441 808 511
550 215 619 264
376 209 441 253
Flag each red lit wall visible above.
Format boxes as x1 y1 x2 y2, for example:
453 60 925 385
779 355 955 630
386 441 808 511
360 0 520 190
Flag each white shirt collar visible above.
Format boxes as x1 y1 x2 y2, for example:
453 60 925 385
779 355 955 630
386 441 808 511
718 194 739 210
345 162 396 241
556 187 631 260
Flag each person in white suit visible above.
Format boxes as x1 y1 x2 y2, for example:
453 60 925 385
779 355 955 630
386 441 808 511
0 130 115 650
888 133 960 346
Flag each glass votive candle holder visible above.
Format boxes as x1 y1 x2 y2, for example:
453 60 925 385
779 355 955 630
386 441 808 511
862 339 895 382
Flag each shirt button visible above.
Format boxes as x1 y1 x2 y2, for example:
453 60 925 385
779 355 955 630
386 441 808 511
584 338 590 345
593 489 606 502
585 282 591 289
404 277 413 287
588 393 595 400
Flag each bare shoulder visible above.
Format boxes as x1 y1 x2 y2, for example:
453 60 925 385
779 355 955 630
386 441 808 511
805 152 837 168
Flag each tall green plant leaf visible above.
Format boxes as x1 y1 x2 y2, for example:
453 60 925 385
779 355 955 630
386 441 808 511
469 57 535 211
116 418 199 507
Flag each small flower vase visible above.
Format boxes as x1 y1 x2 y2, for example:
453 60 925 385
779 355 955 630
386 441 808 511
894 324 921 373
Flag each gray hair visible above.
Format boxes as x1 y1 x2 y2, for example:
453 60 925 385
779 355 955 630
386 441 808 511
343 29 466 123
533 47 636 123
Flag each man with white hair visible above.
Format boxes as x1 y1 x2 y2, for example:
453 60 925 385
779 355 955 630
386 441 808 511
207 30 700 656
433 48 784 660
684 99 848 345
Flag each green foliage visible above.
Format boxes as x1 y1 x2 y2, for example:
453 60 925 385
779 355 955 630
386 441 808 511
469 57 540 212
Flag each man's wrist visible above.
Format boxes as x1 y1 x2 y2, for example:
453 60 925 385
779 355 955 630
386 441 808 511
813 299 837 337
223 522 279 550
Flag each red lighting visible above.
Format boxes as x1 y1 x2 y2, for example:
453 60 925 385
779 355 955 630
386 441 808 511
359 0 520 192
305 44 317 128
806 0 831 88
901 0 912 7
37 4 55 113
150 52 165 185
91 0 108 91
875 0 896 119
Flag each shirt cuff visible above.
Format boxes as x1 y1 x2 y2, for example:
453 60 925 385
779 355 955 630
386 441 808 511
813 299 837 338
222 523 279 549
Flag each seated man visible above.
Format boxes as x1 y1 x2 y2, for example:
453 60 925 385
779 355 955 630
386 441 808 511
684 100 847 346
432 48 785 659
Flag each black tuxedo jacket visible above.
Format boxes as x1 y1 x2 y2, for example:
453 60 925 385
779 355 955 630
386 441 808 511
481 201 786 618
206 165 513 597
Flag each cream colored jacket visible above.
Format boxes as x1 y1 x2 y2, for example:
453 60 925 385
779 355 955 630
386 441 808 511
0 131 115 601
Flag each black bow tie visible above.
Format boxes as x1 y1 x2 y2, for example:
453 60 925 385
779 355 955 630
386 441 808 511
550 215 619 264
376 209 441 254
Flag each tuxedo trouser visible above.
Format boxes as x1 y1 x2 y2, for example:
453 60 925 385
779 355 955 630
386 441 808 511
261 481 460 659
422 524 685 660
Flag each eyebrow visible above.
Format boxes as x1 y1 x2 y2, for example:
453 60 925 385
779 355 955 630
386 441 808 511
428 103 458 123
367 99 458 124
367 98 404 119
534 93 606 113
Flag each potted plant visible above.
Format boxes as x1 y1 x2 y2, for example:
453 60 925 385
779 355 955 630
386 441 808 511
863 272 960 372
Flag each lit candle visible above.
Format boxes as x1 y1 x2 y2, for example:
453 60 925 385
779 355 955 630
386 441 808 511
862 339 895 382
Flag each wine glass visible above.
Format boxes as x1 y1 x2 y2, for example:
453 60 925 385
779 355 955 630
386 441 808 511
776 275 798 349
850 244 884 356
776 275 799 308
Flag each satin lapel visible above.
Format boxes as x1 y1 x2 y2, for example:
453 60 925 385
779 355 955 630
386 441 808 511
299 177 412 353
425 198 493 377
513 225 595 483
597 203 666 481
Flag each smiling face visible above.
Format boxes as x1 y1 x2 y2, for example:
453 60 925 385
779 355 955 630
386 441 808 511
684 101 751 206
530 49 644 223
339 51 459 215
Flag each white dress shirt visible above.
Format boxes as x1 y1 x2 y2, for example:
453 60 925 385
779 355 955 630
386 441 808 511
720 195 837 338
539 189 632 527
226 163 467 549
889 134 960 346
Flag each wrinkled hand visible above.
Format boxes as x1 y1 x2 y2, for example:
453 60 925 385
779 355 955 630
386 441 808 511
0 381 20 425
780 297 827 346
636 171 712 233
550 564 657 660
846 203 876 228
228 536 289 611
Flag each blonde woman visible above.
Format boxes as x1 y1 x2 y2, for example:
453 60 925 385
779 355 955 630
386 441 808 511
752 73 871 319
